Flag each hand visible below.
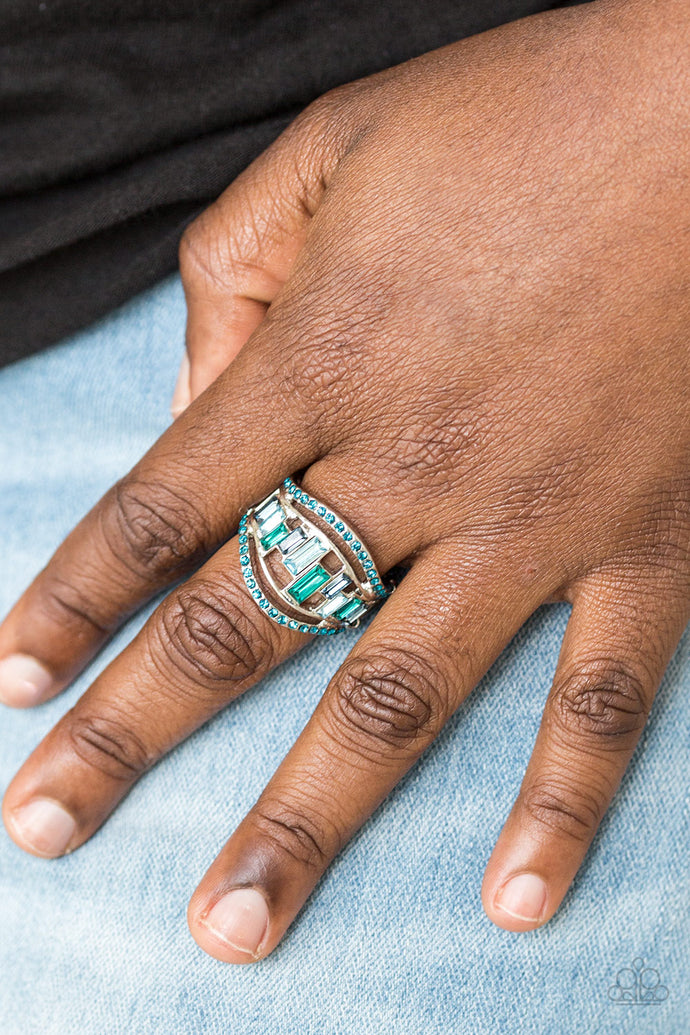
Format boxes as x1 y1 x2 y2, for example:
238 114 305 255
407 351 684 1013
2 0 689 964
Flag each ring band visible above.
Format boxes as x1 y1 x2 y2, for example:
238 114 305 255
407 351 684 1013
238 476 390 635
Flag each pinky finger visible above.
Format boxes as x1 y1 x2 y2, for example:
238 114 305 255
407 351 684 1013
482 565 690 931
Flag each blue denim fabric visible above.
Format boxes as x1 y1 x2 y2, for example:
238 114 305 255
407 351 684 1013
0 275 688 1035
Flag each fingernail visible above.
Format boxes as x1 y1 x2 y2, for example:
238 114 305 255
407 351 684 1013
201 888 270 958
171 353 191 419
495 872 548 923
10 798 77 857
0 654 53 707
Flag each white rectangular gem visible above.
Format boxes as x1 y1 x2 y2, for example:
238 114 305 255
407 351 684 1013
255 506 285 534
278 528 307 554
283 537 327 575
319 593 350 618
323 573 353 598
255 497 282 525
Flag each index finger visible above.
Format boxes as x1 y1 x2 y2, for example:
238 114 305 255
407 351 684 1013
0 339 320 707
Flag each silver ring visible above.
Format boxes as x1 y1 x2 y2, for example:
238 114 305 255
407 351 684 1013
238 477 390 635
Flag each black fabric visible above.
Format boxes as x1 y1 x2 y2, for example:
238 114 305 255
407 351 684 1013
0 0 588 367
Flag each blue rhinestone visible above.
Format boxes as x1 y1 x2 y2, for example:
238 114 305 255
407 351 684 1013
246 579 256 590
288 620 299 630
352 541 361 551
260 599 269 609
268 608 278 618
238 534 247 544
278 615 287 625
252 588 262 599
359 550 368 561
300 492 309 504
324 512 333 523
317 506 326 517
308 499 317 510
240 556 250 566
299 624 309 633
283 478 292 489
335 522 345 533
343 531 353 542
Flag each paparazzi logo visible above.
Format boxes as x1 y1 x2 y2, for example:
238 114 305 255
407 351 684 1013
608 957 668 1005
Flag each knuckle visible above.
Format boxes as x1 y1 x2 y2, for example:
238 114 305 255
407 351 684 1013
296 81 364 147
180 205 260 298
379 412 473 495
369 381 490 499
551 661 651 746
159 578 278 688
68 710 151 781
35 571 112 638
265 306 372 422
645 483 690 571
498 450 589 530
329 649 447 754
178 212 224 291
520 779 605 844
108 478 210 580
251 800 333 872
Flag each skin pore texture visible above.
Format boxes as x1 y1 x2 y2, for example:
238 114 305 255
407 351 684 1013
0 0 689 963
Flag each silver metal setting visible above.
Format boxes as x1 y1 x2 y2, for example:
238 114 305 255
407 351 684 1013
238 478 390 635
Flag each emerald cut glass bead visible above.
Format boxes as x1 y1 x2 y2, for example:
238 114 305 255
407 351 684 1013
319 592 350 617
288 564 330 603
334 598 369 623
278 527 307 554
260 521 290 550
283 536 326 575
323 573 353 598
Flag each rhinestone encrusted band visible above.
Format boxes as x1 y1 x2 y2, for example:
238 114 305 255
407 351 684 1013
238 477 390 635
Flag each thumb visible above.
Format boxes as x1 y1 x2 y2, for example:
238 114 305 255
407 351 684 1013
173 91 354 416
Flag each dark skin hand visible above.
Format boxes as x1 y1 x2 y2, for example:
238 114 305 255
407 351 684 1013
1 0 689 963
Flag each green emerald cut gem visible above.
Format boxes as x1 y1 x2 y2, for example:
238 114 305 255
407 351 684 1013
288 564 330 603
334 598 369 622
260 521 290 550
